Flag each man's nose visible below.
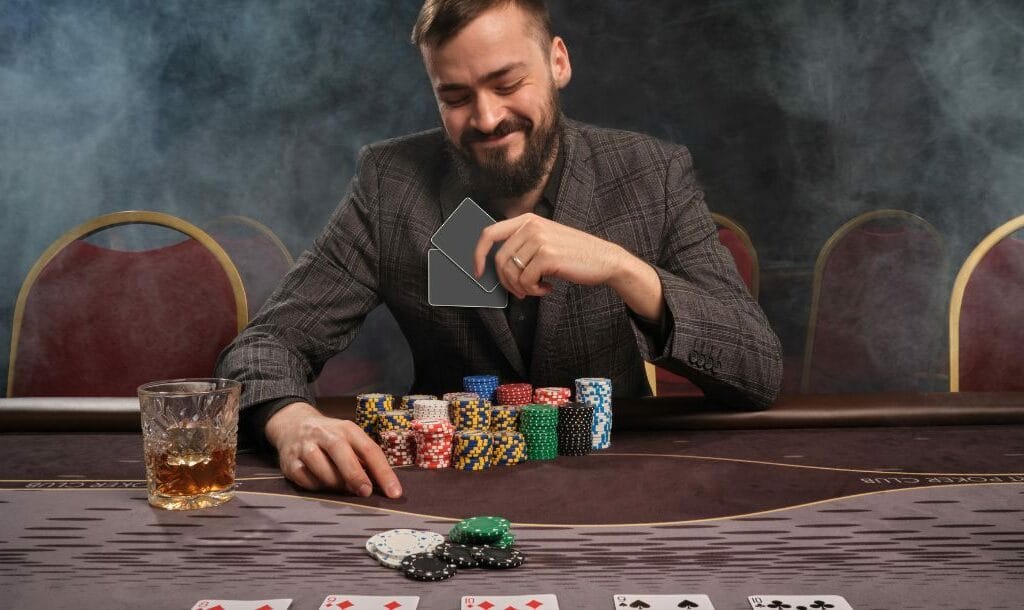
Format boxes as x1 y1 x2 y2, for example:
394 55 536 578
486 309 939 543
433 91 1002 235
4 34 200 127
470 92 504 134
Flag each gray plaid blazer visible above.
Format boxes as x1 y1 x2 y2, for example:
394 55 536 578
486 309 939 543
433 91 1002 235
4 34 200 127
216 119 782 414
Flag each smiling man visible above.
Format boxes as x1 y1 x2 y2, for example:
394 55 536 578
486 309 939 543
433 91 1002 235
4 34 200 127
216 0 783 499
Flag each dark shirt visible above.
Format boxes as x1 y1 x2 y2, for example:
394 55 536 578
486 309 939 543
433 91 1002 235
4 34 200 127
495 144 564 376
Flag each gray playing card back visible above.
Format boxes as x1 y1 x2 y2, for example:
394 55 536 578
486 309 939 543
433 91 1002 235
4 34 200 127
427 249 508 308
430 197 501 292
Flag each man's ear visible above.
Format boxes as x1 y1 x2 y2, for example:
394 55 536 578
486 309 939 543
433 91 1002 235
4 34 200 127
550 36 572 89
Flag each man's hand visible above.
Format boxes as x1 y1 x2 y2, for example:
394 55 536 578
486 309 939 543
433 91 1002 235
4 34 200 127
473 213 625 300
264 401 402 498
473 212 666 321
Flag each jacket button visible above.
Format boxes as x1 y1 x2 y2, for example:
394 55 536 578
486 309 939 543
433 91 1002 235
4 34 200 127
688 350 698 364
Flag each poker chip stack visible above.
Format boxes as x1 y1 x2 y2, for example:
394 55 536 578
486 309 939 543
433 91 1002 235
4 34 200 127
490 406 519 431
411 418 455 468
452 430 494 471
462 375 500 402
556 402 595 456
379 429 416 466
517 404 559 461
490 430 527 466
496 383 533 406
355 393 393 439
366 528 445 569
575 377 613 450
448 516 512 546
401 394 437 410
533 386 571 406
413 399 451 421
375 409 411 435
450 396 492 431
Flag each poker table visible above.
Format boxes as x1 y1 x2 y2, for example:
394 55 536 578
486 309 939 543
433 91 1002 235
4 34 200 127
3 393 1023 609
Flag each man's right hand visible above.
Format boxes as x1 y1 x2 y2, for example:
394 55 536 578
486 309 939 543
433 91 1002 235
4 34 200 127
264 401 403 498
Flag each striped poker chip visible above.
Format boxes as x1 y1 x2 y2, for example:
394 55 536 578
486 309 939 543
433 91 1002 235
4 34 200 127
401 552 457 581
533 386 571 406
366 529 445 568
496 383 533 406
412 399 451 421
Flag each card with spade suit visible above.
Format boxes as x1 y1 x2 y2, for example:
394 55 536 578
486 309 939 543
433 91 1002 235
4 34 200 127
748 595 853 610
613 593 715 609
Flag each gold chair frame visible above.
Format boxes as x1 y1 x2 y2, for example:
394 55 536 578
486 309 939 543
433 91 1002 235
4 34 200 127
8 211 249 396
800 209 944 393
645 213 760 396
948 214 1024 392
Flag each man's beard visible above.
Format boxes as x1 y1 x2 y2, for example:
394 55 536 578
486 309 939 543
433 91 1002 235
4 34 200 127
447 88 562 203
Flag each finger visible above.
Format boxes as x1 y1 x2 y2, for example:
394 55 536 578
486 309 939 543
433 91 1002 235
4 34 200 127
282 458 321 491
347 429 403 498
494 228 536 299
474 217 523 277
299 442 342 489
511 240 549 295
320 423 375 497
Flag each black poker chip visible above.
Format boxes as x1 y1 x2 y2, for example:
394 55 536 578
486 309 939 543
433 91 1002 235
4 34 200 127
434 542 480 568
400 552 457 581
472 546 525 569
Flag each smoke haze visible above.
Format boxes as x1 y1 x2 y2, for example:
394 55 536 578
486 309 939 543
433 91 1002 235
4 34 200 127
2 0 1021 394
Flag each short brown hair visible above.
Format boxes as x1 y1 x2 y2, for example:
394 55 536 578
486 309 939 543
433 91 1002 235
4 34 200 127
411 0 552 50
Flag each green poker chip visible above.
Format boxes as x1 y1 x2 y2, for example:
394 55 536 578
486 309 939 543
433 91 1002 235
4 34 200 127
452 516 510 544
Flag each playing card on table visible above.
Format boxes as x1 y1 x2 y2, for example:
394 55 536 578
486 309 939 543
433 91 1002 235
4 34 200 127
191 600 292 610
614 593 715 609
748 594 853 609
462 594 560 610
319 595 419 609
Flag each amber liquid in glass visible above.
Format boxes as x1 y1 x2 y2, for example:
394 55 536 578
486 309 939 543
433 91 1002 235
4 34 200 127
145 425 236 509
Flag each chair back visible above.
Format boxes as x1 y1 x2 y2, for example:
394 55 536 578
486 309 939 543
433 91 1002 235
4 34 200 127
801 210 946 393
649 214 760 396
950 216 1024 391
203 215 295 315
8 211 247 397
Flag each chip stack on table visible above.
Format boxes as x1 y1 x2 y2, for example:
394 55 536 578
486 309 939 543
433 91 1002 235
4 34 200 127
375 409 415 467
452 430 493 471
556 402 594 456
448 516 518 551
412 398 450 421
462 374 500 401
490 430 527 466
450 396 492 430
355 393 393 439
575 377 613 449
496 382 533 406
379 428 416 466
365 528 445 569
410 418 455 468
401 394 436 410
533 386 571 406
490 405 519 431
518 404 559 461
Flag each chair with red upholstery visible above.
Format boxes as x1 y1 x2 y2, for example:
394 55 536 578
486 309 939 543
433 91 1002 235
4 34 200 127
647 213 760 396
950 215 1024 391
801 210 947 394
7 211 247 397
203 215 295 315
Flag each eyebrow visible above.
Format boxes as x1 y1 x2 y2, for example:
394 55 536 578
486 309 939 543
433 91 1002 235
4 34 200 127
436 62 527 93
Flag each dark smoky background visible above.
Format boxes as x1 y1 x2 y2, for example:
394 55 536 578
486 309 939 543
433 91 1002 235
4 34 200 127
1 0 1021 396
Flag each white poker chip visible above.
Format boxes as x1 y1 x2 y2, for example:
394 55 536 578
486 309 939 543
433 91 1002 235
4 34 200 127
366 529 445 569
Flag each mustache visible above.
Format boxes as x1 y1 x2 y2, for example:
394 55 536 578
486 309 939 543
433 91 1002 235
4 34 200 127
461 115 532 147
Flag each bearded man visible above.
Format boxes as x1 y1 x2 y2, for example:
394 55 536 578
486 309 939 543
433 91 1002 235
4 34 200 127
216 0 783 498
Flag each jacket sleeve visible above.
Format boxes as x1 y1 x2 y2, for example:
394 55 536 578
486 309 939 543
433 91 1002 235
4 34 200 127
627 146 783 408
215 145 383 412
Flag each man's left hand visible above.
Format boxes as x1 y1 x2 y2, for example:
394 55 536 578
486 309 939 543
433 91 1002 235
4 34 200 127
473 213 626 299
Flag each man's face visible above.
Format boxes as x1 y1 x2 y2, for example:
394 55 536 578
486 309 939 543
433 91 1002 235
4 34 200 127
421 4 571 199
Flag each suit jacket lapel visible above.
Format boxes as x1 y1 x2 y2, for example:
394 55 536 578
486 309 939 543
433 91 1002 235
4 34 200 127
439 159 528 378
531 123 595 379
